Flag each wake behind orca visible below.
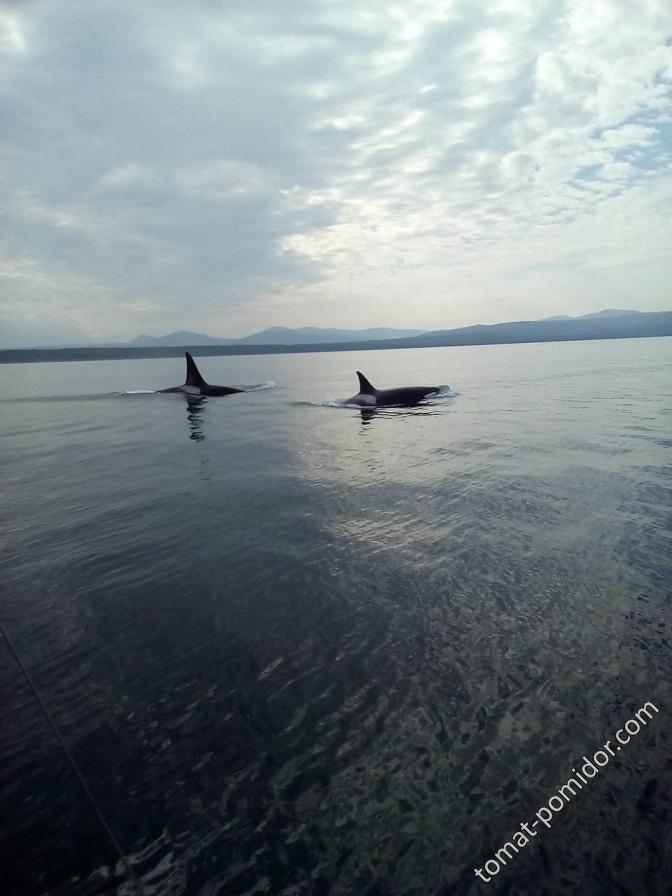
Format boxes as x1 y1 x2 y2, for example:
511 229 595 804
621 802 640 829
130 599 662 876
347 372 441 407
160 352 243 397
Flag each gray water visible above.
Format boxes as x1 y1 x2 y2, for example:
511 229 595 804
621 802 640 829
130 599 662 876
1 338 671 896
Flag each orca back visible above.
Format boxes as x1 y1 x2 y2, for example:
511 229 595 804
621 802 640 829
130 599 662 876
185 352 207 388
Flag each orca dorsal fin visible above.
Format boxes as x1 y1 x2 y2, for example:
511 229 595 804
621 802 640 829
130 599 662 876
185 352 207 388
356 371 376 395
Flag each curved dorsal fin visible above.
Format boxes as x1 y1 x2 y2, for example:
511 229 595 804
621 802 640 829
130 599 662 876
185 352 207 388
356 371 376 395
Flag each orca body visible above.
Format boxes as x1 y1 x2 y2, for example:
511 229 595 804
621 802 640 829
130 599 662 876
160 352 243 397
348 372 440 407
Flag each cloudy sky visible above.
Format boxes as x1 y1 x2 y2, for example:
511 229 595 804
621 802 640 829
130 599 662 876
1 0 670 347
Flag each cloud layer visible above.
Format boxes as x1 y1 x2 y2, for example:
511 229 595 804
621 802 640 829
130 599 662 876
1 0 670 346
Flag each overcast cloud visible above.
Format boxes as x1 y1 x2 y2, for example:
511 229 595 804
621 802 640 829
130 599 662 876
1 0 670 346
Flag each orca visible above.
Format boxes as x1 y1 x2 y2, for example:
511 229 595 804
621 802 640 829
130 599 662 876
160 352 243 397
348 371 440 407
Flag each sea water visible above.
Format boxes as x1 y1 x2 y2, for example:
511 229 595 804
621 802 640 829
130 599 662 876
1 338 670 895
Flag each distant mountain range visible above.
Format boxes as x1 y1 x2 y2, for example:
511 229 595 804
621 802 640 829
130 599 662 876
128 326 427 347
123 310 651 347
2 310 670 363
539 309 638 321
403 309 672 348
129 330 237 347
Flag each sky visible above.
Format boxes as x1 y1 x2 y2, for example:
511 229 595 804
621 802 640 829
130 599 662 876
0 0 671 347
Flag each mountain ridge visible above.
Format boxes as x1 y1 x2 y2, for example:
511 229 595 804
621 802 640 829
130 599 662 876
123 312 644 348
3 310 670 363
127 326 427 348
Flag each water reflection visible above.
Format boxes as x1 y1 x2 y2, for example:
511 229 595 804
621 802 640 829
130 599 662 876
357 405 445 426
186 397 206 441
359 407 377 426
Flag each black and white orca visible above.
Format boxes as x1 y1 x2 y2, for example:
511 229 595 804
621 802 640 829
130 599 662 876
348 372 440 407
160 352 242 397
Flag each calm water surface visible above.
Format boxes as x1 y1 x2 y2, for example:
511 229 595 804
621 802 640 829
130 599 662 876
1 339 671 896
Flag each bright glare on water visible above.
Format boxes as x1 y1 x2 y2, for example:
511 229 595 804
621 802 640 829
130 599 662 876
1 338 671 896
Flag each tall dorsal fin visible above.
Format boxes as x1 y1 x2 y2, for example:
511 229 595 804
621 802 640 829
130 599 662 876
356 371 376 395
185 352 207 388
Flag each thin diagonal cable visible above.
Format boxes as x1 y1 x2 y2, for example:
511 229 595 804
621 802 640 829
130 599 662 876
0 619 144 896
